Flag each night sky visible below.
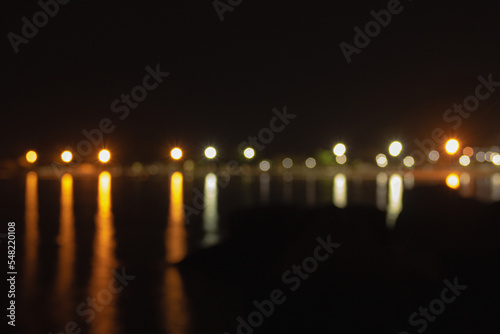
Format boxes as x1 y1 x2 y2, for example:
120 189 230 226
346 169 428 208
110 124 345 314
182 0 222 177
2 0 500 163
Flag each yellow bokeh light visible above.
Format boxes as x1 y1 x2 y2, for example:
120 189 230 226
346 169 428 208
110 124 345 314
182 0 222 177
336 155 347 164
259 160 270 172
282 158 293 169
98 149 111 163
403 156 415 168
170 147 183 160
388 141 403 157
446 173 460 189
243 147 255 159
26 150 37 163
305 157 316 168
445 139 460 155
459 155 470 166
333 143 346 157
376 154 388 168
61 150 73 163
204 146 216 159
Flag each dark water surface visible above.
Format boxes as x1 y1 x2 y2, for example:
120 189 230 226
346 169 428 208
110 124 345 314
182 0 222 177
1 171 500 333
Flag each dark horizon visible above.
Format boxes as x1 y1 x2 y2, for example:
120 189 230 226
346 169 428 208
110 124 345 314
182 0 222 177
2 0 500 162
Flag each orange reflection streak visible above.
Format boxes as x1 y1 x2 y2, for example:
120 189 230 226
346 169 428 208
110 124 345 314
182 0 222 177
88 171 117 334
165 267 189 334
164 172 190 333
54 174 76 313
24 171 38 297
166 172 186 264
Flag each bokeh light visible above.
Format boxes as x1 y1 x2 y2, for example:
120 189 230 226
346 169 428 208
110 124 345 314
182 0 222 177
446 173 460 189
476 152 486 162
445 139 460 155
282 158 293 169
403 156 415 168
259 160 270 172
204 146 217 159
333 143 346 157
428 150 440 163
98 149 111 163
26 150 37 164
463 147 474 157
305 157 316 168
336 155 347 165
388 141 403 157
61 150 73 163
376 154 388 168
243 147 255 159
170 147 183 160
492 154 500 166
459 155 470 166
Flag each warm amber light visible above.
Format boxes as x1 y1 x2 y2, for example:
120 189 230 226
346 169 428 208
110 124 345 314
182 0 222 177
171 147 183 160
98 149 111 163
388 141 403 157
61 150 73 163
446 173 460 189
26 150 37 163
204 147 216 159
445 139 460 155
243 147 255 159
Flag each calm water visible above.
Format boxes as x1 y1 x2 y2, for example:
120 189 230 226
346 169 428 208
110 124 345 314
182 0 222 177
2 170 500 333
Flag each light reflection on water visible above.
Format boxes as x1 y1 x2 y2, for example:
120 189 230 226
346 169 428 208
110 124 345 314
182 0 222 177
376 172 388 211
165 171 190 334
387 174 403 229
53 174 76 320
88 171 118 334
333 173 347 209
23 171 38 298
202 173 219 247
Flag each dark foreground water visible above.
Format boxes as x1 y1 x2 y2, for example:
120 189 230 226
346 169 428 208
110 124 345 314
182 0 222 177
1 171 500 333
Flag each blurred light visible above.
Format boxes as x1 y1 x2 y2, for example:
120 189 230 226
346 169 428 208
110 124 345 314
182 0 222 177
459 155 470 166
61 150 73 163
445 139 459 155
485 151 493 162
259 160 270 172
336 155 347 164
476 152 486 162
204 146 216 159
26 150 37 163
98 149 111 163
305 157 316 168
183 159 195 171
403 156 415 168
170 148 183 160
460 172 470 185
463 147 474 157
492 154 500 166
243 147 255 159
428 150 439 163
282 158 293 169
333 143 346 156
376 154 388 168
388 141 403 157
446 173 460 189
387 174 403 228
333 174 347 208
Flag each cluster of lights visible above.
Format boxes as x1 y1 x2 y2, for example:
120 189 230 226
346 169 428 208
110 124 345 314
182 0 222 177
22 139 500 168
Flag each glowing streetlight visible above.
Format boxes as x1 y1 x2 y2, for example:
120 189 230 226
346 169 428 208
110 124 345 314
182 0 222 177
98 149 111 163
170 147 183 160
204 146 217 159
259 160 270 171
243 147 255 159
61 150 73 163
26 150 37 164
459 155 470 166
388 141 403 157
282 158 293 169
333 143 346 157
403 156 415 168
445 139 460 155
